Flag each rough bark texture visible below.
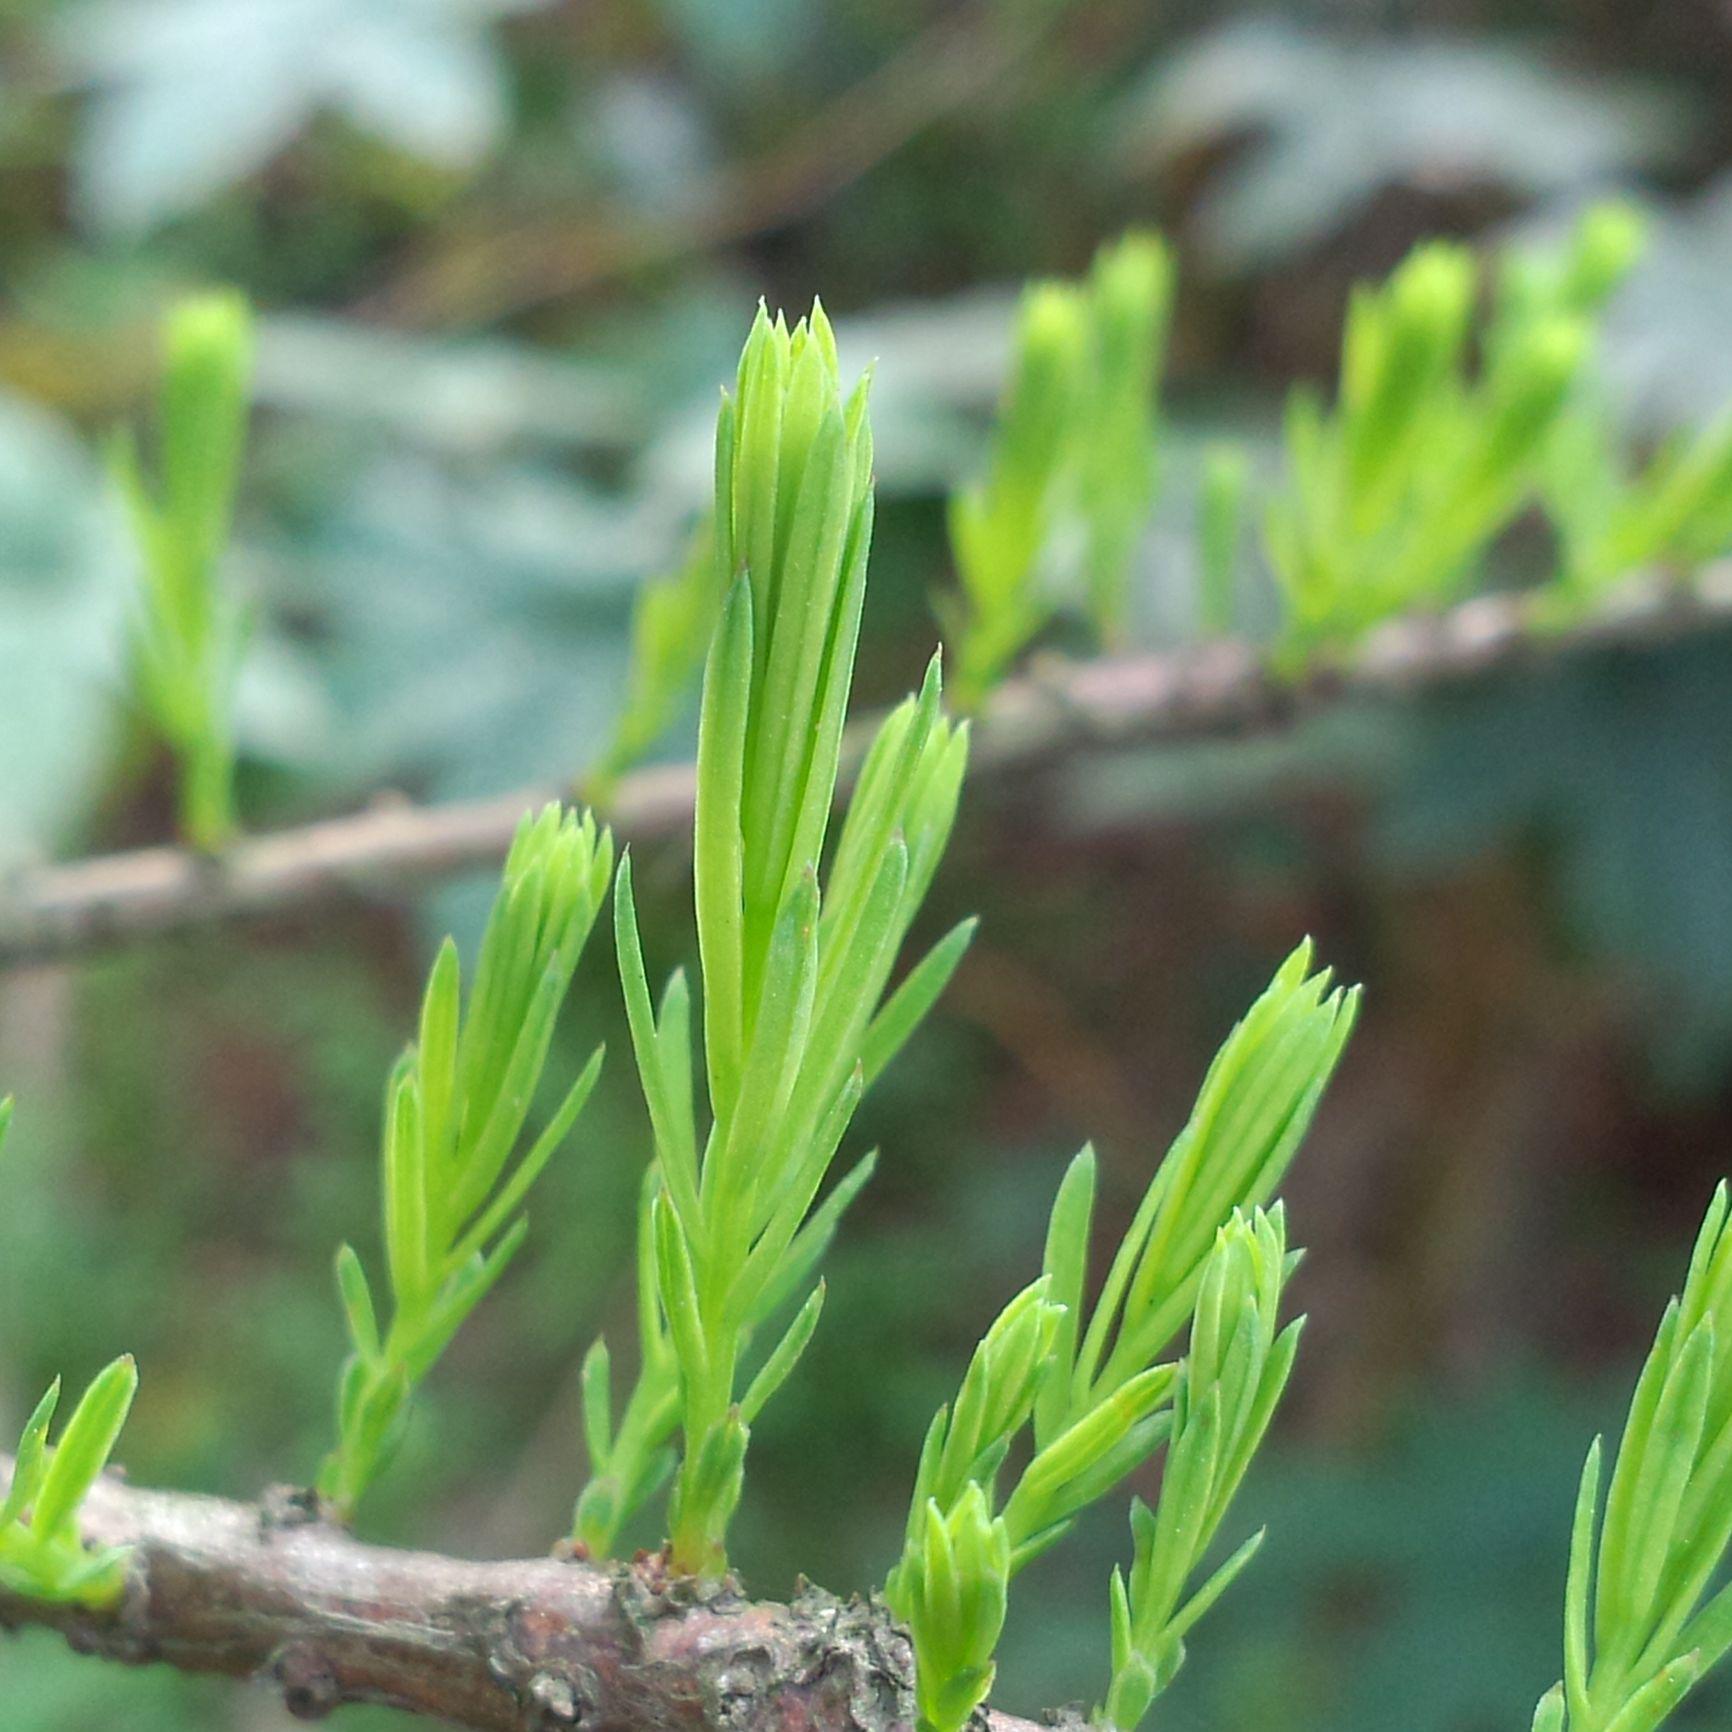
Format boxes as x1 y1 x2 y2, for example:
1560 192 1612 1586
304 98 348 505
4 571 1731 966
0 1466 1054 1732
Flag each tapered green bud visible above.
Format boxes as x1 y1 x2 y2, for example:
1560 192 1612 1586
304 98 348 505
898 1485 1012 1732
1093 1209 1300 1732
702 301 876 1106
592 520 724 795
159 291 253 565
1529 1181 1732 1732
1076 942 1355 1404
1561 202 1647 313
1197 444 1249 637
0 1355 139 1607
1344 242 1474 490
1011 285 1090 457
118 289 255 850
933 1279 1064 1510
1091 233 1172 338
1479 315 1589 479
1531 1684 1567 1732
949 280 1088 701
321 803 612 1517
1078 231 1174 642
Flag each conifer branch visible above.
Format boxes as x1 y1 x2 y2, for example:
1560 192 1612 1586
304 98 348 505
4 566 1731 969
0 1457 1051 1732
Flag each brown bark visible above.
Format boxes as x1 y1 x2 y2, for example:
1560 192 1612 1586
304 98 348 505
4 571 1730 967
0 1467 1053 1732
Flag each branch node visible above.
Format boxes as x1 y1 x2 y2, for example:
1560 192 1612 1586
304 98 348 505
1038 1704 1091 1731
526 1669 582 1725
276 1643 341 1719
259 1483 333 1536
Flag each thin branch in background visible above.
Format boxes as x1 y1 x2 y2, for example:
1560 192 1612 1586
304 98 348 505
3 568 1726 971
357 2 1062 329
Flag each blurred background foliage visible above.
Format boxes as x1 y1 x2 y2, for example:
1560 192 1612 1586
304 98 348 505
5 0 1732 1726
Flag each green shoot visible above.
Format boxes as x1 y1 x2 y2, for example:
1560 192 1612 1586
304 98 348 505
1075 232 1175 646
949 280 1080 706
1264 206 1641 660
1532 1182 1732 1732
0 1356 140 1607
885 1280 1062 1732
1099 1207 1300 1731
947 231 1174 704
572 1169 683 1554
1060 943 1355 1410
948 281 1089 708
886 946 1355 1732
1545 405 1732 617
1493 203 1647 360
897 1483 1014 1732
1197 444 1250 638
0 1102 141 1608
580 303 972 1575
319 804 613 1518
589 519 725 802
115 290 254 852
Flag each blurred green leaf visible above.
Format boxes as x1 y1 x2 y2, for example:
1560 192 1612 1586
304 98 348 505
0 393 128 866
58 0 545 233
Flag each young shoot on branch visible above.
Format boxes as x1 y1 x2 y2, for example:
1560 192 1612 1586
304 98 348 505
886 946 1356 1732
1532 1181 1732 1732
1099 1206 1300 1732
1264 205 1640 660
947 281 1086 708
0 1103 140 1608
320 804 612 1519
589 518 723 803
581 302 973 1575
885 1280 1063 1732
0 1357 139 1608
115 291 253 852
1074 232 1174 648
1196 444 1251 640
947 231 1173 704
1545 405 1732 620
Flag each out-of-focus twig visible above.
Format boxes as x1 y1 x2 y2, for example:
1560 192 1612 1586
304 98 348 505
5 569 1732 969
357 2 1062 329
